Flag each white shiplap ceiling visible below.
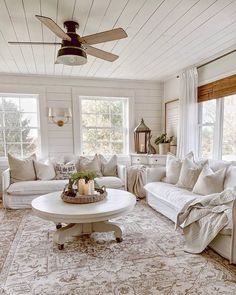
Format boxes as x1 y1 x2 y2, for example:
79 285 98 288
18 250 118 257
0 0 236 81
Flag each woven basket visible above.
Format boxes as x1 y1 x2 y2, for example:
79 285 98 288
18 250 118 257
61 187 107 204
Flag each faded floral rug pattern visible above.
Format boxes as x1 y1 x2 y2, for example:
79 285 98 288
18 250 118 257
0 201 236 295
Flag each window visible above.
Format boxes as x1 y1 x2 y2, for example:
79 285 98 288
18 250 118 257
0 95 40 158
80 96 128 155
198 94 236 160
222 95 236 160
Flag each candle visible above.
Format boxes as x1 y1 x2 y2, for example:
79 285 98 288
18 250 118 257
78 179 85 195
140 144 145 152
88 180 95 194
83 183 89 195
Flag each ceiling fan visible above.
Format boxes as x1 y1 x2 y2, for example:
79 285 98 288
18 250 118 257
8 15 128 66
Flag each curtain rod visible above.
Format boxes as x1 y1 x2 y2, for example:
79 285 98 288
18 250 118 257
176 49 236 78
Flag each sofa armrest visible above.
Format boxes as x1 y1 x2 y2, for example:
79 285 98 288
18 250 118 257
2 168 10 192
230 198 236 264
146 167 166 183
117 164 127 190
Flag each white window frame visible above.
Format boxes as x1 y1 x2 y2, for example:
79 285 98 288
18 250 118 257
198 98 224 160
72 87 135 157
0 94 41 158
79 96 129 156
0 90 47 160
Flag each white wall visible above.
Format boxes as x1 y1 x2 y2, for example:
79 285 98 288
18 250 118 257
162 76 180 132
198 51 236 86
0 74 163 159
163 51 236 101
163 77 180 103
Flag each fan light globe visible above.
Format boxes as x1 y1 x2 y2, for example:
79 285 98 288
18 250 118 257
56 47 87 65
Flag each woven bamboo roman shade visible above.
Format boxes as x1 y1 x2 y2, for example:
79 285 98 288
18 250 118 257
198 74 236 102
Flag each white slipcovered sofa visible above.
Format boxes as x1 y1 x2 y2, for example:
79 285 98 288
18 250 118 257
144 160 236 264
2 164 127 209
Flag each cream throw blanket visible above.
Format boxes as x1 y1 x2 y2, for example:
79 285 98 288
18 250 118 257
176 188 236 253
127 165 146 199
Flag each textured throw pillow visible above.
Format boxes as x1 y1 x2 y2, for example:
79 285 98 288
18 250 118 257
192 164 226 195
55 162 77 180
177 158 207 190
78 154 102 177
224 165 236 189
99 154 117 176
8 153 36 183
33 160 56 180
164 152 193 184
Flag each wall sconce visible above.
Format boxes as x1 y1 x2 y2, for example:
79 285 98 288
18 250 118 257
48 107 72 127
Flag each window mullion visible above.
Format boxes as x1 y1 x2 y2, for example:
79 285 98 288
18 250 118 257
213 99 224 160
19 97 24 158
109 103 111 153
2 99 7 157
218 98 224 160
198 103 203 158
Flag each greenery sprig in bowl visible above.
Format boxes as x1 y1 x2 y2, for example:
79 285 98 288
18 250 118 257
71 171 96 183
66 171 97 196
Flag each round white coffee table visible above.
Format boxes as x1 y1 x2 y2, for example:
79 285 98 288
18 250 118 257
32 189 136 249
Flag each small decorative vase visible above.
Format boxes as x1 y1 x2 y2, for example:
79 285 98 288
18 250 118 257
159 143 170 155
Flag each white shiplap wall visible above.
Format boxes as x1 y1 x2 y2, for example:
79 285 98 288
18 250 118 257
0 74 163 159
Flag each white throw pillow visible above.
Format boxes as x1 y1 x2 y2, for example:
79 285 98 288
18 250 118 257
177 158 207 190
8 153 36 183
99 154 117 176
77 154 102 177
33 160 56 180
224 165 236 189
164 152 193 184
55 162 77 180
192 164 226 195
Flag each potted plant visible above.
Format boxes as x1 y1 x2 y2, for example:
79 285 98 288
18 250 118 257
154 133 173 155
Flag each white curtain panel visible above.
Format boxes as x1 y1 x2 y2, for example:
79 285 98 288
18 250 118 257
177 67 198 159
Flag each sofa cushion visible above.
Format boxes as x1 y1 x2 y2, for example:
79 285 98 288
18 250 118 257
99 154 117 176
192 164 226 195
8 153 36 183
7 180 68 196
164 152 193 184
77 155 102 177
208 159 231 172
224 165 236 189
176 158 207 190
95 177 124 189
33 160 56 180
145 182 203 210
54 162 77 180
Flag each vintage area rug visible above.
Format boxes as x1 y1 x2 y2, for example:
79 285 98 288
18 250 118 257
0 201 236 295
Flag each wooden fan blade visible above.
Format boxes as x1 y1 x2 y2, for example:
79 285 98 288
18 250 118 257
80 28 127 45
35 15 71 41
8 41 61 45
85 45 118 62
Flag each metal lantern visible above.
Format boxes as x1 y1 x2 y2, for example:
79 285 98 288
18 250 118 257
134 118 151 154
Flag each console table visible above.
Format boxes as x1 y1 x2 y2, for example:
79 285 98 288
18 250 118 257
130 154 166 167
